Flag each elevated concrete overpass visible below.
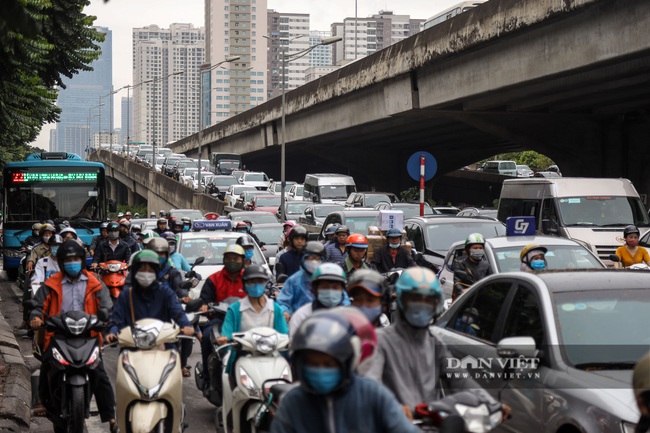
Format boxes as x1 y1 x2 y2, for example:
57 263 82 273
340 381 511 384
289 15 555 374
166 0 650 199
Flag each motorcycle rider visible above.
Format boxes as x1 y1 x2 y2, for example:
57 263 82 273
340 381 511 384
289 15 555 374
170 218 185 234
322 223 340 247
89 222 109 257
289 263 347 336
242 220 265 248
340 233 375 277
365 267 499 420
24 223 43 246
124 211 132 221
236 235 257 266
163 233 191 272
372 228 416 273
451 233 492 301
346 269 390 328
30 240 116 431
520 244 548 272
92 221 132 268
633 352 650 433
276 225 309 277
150 211 156 219
118 219 139 254
153 217 168 235
279 221 295 246
615 225 650 268
277 242 351 321
271 309 419 433
32 235 63 284
325 225 350 264
26 223 56 273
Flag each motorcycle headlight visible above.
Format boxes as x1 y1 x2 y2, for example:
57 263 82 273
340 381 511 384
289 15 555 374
52 348 70 366
239 367 261 398
65 317 88 336
133 329 157 350
454 403 501 433
107 263 122 272
252 333 277 354
622 422 637 433
86 347 100 366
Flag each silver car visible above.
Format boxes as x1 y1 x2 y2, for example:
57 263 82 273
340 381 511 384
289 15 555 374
433 270 645 433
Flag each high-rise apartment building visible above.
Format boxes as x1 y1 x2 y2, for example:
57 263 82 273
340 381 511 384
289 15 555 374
266 10 310 99
205 0 268 123
309 31 333 67
51 26 112 157
132 23 205 146
120 96 133 145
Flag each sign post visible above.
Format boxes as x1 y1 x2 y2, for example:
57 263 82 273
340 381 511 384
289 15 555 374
407 151 438 216
420 155 425 216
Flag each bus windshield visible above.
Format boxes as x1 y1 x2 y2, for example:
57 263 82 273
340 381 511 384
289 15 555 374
557 196 650 227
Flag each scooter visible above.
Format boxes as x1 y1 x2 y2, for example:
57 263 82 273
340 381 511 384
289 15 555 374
38 310 108 433
217 327 291 433
609 254 650 270
413 390 504 432
97 260 128 300
116 319 188 433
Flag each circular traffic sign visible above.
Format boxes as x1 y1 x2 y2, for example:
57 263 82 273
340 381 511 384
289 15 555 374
407 151 437 181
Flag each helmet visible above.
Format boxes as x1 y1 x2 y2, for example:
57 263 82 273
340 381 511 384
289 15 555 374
125 211 132 217
242 264 268 281
335 225 350 235
624 225 641 237
386 228 402 238
59 227 78 239
520 244 548 263
347 269 387 298
48 234 64 246
302 241 326 259
39 224 56 235
283 221 296 230
159 210 166 217
236 235 255 248
332 307 377 365
288 225 308 242
100 222 109 230
141 230 159 245
130 250 161 274
345 233 368 249
224 244 245 258
119 219 131 228
171 218 184 228
56 239 87 270
134 213 140 218
234 222 248 232
146 237 169 254
117 212 124 218
465 233 486 249
324 223 339 236
131 223 142 232
311 263 347 287
106 222 120 231
32 223 42 231
395 267 443 308
160 231 176 240
157 218 167 225
633 352 650 398
150 212 156 217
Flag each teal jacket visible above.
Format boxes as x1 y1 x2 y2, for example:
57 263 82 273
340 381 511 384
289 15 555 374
221 297 289 339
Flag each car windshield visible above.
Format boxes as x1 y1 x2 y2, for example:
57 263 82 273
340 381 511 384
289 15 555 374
492 245 604 272
319 185 355 199
170 210 203 220
425 222 506 252
256 196 281 206
342 216 379 234
286 202 310 215
245 173 268 182
165 158 181 165
557 196 650 227
159 149 172 155
392 204 435 219
293 186 304 195
230 213 278 224
314 205 344 217
553 288 650 367
232 186 256 195
365 194 394 207
213 177 238 187
252 226 283 245
179 235 265 266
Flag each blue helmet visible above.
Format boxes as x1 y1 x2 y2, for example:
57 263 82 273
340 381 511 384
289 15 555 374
324 223 340 236
395 267 442 309
386 228 402 238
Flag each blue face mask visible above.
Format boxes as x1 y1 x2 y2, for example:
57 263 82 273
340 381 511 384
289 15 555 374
159 257 167 266
318 289 343 308
63 262 83 277
404 301 435 328
358 305 382 323
50 246 59 256
244 249 254 260
246 283 265 298
388 241 400 249
530 259 546 270
303 366 342 395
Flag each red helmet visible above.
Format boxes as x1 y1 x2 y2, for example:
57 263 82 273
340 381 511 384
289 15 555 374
235 222 249 231
346 233 368 249
125 211 132 217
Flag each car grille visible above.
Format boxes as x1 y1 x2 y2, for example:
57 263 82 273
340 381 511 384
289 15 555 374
595 245 618 260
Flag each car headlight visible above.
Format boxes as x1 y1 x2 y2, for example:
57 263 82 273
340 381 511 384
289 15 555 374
133 329 157 350
65 317 88 336
454 403 501 433
239 367 261 398
252 333 277 354
622 422 637 433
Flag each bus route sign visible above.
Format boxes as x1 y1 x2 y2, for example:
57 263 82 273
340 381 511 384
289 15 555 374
11 172 98 183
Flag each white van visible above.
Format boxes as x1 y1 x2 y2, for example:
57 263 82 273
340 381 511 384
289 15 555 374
303 173 356 204
497 177 650 263
483 160 517 176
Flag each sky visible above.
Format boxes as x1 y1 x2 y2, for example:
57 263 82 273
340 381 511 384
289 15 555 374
33 0 465 149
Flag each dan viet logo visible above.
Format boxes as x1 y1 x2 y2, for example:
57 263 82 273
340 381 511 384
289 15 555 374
446 355 541 381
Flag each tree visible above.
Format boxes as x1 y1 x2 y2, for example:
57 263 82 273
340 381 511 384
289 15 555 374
488 151 554 171
0 0 104 158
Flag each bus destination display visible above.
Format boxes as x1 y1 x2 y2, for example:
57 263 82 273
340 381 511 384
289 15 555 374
11 171 98 183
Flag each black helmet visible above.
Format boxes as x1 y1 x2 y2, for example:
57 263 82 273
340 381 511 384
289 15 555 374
236 235 255 248
100 222 109 230
145 237 169 254
335 225 350 235
107 222 119 231
288 225 308 242
56 239 87 270
624 225 640 237
302 241 326 259
171 219 184 228
48 234 64 246
347 269 387 298
242 264 268 281
130 250 161 274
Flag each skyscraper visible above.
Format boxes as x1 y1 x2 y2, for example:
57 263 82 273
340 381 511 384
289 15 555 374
266 11 310 99
51 26 112 157
205 0 268 123
309 31 333 67
132 23 205 146
120 96 132 145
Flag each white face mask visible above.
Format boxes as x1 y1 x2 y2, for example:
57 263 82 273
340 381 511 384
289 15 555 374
135 272 156 288
303 259 320 274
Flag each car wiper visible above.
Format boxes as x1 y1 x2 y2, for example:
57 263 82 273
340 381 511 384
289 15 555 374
598 223 634 227
574 361 636 371
566 222 596 226
69 218 95 234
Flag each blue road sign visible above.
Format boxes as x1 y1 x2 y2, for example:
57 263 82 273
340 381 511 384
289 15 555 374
407 151 437 181
192 219 232 231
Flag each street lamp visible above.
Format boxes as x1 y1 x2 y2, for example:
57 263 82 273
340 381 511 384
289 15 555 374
276 36 342 221
151 71 184 172
101 87 124 154
88 103 104 153
123 79 153 150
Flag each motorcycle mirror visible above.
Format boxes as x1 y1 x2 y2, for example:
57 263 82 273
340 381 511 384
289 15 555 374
185 270 197 279
185 298 204 312
180 280 193 290
608 254 620 262
96 308 110 322
193 256 205 267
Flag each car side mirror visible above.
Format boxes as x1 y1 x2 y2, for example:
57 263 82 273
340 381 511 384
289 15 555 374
541 219 558 234
312 195 318 203
305 208 313 218
497 336 538 359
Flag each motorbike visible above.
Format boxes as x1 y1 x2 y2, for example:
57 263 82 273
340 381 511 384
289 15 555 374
116 319 189 433
413 390 504 432
97 260 128 300
37 310 108 433
216 327 291 433
609 254 650 270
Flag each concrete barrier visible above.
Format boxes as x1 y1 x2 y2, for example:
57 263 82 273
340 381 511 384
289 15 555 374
0 311 31 431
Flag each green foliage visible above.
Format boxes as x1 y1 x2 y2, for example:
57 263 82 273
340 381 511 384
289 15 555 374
485 151 555 171
110 204 148 221
0 0 104 155
399 186 437 206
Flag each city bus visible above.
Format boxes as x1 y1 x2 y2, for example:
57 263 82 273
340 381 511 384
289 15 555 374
2 152 112 278
422 1 487 31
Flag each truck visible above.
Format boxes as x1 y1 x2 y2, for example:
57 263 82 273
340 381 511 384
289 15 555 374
211 152 242 175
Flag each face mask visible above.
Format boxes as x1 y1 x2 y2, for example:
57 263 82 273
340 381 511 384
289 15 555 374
183 226 190 232
404 301 435 328
461 314 475 325
470 249 485 261
135 271 156 288
303 366 342 395
63 262 82 278
358 305 382 323
224 261 243 274
389 242 400 249
42 235 51 244
158 257 167 266
303 259 321 274
627 239 639 247
530 259 546 270
169 245 176 254
50 246 59 256
318 289 343 308
119 230 128 238
244 249 254 260
108 231 119 240
245 283 265 298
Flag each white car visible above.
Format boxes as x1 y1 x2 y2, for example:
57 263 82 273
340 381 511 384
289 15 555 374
238 171 271 190
188 171 215 191
288 183 304 201
180 167 199 187
225 184 258 207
